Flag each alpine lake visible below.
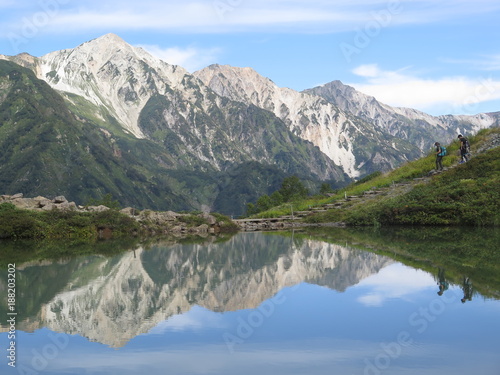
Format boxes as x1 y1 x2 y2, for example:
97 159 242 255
1 226 499 375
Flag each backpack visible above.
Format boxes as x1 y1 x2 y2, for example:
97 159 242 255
460 137 470 151
439 146 447 156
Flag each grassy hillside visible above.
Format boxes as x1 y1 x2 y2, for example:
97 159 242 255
253 127 500 226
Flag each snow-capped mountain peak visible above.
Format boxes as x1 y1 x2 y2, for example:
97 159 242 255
37 33 190 138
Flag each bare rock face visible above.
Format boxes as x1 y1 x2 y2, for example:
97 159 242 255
195 65 499 177
36 33 190 140
194 65 362 177
2 34 498 184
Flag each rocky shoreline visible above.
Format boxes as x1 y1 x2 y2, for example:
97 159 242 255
0 193 343 236
0 194 238 237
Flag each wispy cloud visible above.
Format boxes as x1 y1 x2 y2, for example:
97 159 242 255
442 54 500 72
138 44 221 72
3 0 500 35
349 64 500 114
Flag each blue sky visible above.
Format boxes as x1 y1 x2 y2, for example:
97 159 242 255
0 0 499 116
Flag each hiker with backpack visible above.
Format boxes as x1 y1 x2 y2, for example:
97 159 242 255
434 142 446 171
458 134 470 163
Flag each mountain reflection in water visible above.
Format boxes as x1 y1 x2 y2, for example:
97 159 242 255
1 233 391 347
0 229 499 375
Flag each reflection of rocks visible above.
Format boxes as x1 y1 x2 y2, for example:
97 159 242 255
10 234 392 347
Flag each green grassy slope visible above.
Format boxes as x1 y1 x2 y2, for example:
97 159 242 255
254 127 500 226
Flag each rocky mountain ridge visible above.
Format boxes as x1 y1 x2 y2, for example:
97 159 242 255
303 80 500 150
194 64 415 177
1 35 342 179
0 55 342 215
1 33 498 214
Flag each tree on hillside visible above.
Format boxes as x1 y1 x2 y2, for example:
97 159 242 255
246 175 309 216
279 175 309 202
320 182 334 194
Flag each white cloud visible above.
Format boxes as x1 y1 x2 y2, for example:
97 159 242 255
352 64 382 78
138 44 221 72
349 64 500 115
355 263 436 307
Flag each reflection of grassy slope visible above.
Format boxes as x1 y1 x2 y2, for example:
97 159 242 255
0 245 126 322
299 227 500 300
0 237 139 268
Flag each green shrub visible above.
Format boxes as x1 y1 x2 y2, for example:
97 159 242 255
0 202 16 212
0 209 44 239
178 214 208 227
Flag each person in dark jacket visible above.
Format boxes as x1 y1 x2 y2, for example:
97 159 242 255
458 134 470 163
434 142 444 171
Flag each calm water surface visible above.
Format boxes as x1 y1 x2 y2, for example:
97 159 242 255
1 228 499 374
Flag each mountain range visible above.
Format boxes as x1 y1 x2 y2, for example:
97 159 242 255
1 33 498 215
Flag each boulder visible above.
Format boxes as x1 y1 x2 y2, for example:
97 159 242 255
171 225 186 233
41 203 58 211
58 201 77 211
53 196 68 204
120 207 137 216
139 210 179 224
86 205 110 212
11 198 38 210
164 211 180 220
34 196 52 208
199 213 217 225
11 193 23 199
